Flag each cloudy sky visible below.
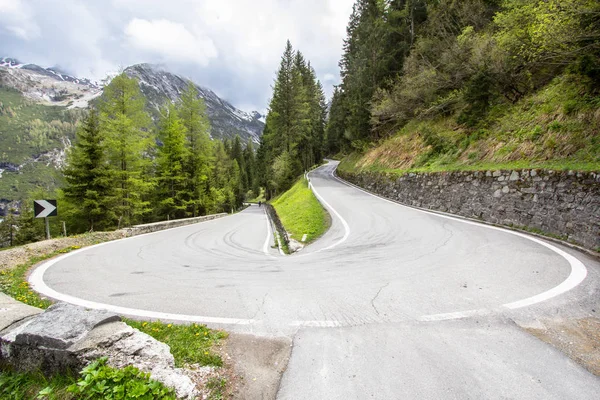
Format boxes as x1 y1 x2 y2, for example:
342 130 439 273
0 0 355 113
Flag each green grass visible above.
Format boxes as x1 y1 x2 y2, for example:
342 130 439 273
339 154 600 178
0 246 83 309
0 368 77 400
271 178 329 244
124 319 228 368
206 376 227 400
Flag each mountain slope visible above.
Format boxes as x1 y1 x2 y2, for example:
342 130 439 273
0 58 264 214
124 64 264 143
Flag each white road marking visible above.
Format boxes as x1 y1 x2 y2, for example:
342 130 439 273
332 169 588 311
418 309 489 322
307 167 351 252
29 248 255 325
263 207 272 256
28 164 589 327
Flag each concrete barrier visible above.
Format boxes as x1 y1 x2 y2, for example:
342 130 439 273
121 213 228 237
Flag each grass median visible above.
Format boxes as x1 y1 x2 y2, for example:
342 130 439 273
271 177 330 245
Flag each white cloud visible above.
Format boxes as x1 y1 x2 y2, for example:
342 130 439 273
124 18 217 66
1 0 355 111
0 0 40 40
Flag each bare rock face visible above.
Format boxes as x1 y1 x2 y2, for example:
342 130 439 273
0 301 200 399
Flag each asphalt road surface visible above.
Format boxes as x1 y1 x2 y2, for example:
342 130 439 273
32 161 600 399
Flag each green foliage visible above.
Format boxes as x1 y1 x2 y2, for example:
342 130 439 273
258 40 327 197
62 109 115 231
155 105 188 220
179 84 213 217
271 178 329 243
124 320 228 368
100 73 154 227
0 87 83 201
330 0 600 170
67 358 175 399
0 368 76 400
206 377 227 400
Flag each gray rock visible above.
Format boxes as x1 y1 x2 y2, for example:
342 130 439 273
73 321 200 399
13 302 120 349
0 293 42 332
509 171 520 181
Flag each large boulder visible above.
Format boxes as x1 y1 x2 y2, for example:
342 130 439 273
0 301 201 399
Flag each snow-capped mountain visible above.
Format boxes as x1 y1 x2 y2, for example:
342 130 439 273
124 63 264 143
0 58 265 142
0 57 265 214
0 57 102 108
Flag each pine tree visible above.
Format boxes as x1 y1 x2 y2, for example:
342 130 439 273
259 40 327 194
230 135 248 192
179 83 212 217
155 104 188 220
100 73 154 227
210 141 238 213
243 139 259 196
62 109 115 231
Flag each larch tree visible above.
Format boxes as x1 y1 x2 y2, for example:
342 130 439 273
179 83 212 217
155 104 188 220
100 73 154 227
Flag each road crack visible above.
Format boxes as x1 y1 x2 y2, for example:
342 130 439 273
371 282 390 316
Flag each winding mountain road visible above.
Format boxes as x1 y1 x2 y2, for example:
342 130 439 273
31 161 600 399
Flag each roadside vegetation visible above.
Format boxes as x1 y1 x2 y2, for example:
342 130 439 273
271 178 329 245
338 75 600 176
125 319 228 368
0 358 176 400
325 0 600 174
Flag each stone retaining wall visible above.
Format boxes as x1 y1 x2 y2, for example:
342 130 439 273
337 168 600 251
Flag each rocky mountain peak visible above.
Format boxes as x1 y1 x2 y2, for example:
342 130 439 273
124 63 264 143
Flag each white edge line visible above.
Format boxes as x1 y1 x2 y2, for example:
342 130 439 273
332 166 588 311
417 309 487 322
29 250 254 325
263 207 272 256
28 214 258 326
307 166 351 252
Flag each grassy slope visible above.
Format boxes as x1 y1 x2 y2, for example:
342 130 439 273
271 178 329 244
340 75 600 175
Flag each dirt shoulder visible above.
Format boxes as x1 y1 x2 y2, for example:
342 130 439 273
520 317 600 376
220 333 292 400
0 232 126 270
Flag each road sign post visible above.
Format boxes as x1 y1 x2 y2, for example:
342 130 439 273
34 200 57 240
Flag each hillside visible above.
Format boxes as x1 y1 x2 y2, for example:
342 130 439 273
327 0 600 176
339 75 600 175
0 58 264 213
